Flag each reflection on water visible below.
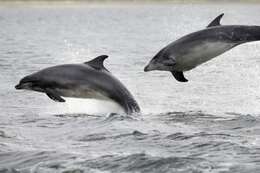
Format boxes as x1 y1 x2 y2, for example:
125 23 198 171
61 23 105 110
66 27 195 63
0 3 260 173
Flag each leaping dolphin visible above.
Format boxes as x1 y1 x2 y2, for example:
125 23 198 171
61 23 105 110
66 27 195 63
144 13 260 82
15 55 140 114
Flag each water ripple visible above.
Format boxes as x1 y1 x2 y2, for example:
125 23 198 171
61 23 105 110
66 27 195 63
79 153 212 173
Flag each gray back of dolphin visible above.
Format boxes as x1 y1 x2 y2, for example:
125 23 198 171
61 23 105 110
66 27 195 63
144 13 260 82
15 55 140 115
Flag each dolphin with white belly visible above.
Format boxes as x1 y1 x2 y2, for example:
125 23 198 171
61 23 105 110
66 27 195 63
15 55 140 114
144 13 260 82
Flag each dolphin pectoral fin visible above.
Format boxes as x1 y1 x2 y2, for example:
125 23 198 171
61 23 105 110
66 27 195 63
207 13 224 28
45 89 65 102
171 71 188 82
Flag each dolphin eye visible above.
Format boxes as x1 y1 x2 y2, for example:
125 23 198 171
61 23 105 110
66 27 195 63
164 62 174 66
151 58 158 63
21 76 38 84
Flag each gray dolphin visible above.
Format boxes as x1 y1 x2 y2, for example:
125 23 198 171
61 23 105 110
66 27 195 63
15 55 140 114
144 13 260 82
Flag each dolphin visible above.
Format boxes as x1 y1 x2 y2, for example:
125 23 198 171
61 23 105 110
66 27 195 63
144 13 260 82
15 55 140 114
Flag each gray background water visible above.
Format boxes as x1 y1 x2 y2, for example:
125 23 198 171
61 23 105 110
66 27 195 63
0 2 260 172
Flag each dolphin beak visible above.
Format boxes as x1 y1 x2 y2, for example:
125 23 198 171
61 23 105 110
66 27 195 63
144 65 151 72
15 84 22 89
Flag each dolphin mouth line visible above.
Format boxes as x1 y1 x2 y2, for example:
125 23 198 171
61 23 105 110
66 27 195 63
15 83 29 90
144 66 151 72
15 84 22 89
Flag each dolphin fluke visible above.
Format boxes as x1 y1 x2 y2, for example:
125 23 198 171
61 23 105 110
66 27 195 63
207 13 224 28
121 96 141 114
171 71 188 82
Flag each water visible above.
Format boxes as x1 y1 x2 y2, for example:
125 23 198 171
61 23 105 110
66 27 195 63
1 2 260 172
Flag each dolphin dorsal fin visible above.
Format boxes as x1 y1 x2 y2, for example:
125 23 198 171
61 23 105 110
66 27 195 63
85 55 109 70
207 13 224 28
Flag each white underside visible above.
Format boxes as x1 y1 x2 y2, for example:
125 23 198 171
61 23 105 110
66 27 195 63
175 42 236 71
56 88 111 101
55 88 125 114
64 98 124 114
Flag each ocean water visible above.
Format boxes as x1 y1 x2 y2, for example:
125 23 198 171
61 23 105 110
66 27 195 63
0 3 260 173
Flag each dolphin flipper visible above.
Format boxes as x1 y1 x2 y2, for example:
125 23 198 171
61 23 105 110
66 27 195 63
171 71 188 82
207 13 224 28
45 89 65 102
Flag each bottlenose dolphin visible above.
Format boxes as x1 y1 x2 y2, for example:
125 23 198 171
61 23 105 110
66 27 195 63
144 13 260 82
15 55 140 114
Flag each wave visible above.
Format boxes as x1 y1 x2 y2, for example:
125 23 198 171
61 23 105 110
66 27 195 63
78 153 212 173
78 130 146 142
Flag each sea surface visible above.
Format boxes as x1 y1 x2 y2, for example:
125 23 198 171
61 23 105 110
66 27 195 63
0 2 260 173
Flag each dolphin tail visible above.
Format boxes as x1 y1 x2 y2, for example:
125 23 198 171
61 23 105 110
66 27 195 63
113 90 140 114
245 26 260 42
122 97 141 115
253 27 260 41
233 26 260 43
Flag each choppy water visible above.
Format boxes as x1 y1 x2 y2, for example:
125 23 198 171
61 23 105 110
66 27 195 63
0 3 260 173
